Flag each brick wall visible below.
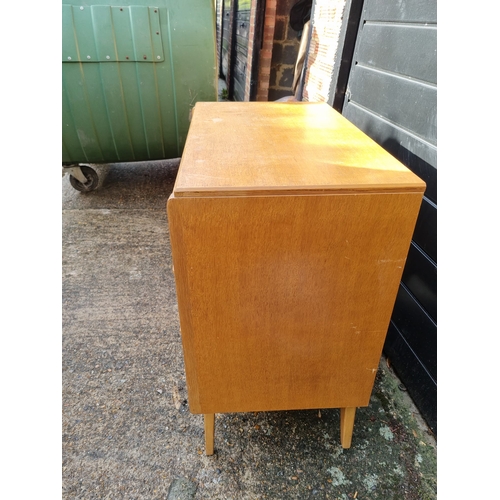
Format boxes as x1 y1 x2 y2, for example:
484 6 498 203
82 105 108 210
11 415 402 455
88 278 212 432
267 0 302 101
223 0 346 102
255 0 277 101
244 1 258 100
302 0 346 102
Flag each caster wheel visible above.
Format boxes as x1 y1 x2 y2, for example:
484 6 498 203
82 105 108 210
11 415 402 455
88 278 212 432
69 165 99 192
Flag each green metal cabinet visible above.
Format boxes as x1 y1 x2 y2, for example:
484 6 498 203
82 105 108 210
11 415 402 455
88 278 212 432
62 0 217 191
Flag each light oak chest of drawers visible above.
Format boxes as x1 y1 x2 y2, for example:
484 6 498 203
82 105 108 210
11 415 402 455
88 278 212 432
167 102 425 454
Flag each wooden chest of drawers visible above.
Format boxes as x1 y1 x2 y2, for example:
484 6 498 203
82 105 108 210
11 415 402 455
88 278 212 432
167 102 425 454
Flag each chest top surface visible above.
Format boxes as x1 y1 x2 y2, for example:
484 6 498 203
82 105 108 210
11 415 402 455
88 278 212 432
173 102 426 198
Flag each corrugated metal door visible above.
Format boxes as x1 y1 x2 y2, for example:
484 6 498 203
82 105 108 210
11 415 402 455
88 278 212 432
232 0 251 101
221 0 232 79
216 0 223 74
341 0 437 434
220 0 252 101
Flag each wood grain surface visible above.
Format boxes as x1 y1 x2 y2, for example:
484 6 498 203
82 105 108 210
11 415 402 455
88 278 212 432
168 192 424 414
173 102 426 198
168 101 425 423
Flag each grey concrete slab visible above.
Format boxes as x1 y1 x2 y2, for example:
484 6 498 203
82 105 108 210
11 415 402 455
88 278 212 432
167 478 198 499
62 160 436 499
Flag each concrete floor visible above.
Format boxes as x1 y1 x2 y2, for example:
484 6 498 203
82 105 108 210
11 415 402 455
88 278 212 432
62 160 436 499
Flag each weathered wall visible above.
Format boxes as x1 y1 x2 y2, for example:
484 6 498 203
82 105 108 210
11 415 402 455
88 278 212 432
216 0 224 76
255 0 277 101
244 0 259 99
268 0 302 101
216 0 347 102
302 0 346 102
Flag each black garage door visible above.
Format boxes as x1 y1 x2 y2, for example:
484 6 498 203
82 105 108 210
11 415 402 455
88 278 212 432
340 0 437 435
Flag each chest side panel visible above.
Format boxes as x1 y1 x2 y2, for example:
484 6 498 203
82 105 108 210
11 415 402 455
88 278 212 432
167 192 423 413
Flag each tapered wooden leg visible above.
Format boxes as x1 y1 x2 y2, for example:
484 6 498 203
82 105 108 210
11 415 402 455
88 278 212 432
340 407 356 449
204 413 215 455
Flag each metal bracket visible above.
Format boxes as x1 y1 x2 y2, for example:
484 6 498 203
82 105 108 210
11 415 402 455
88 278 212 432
62 165 87 183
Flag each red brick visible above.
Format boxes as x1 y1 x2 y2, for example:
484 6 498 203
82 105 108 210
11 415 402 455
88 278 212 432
264 15 276 26
265 4 276 14
264 25 275 36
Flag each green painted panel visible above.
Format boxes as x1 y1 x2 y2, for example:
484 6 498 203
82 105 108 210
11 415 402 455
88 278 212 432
62 139 72 163
135 63 166 158
69 5 99 62
116 63 151 159
63 65 104 161
92 6 119 62
149 7 165 62
128 6 160 62
62 0 217 164
73 63 119 160
62 5 79 62
97 64 136 160
62 5 164 63
110 6 137 62
165 2 217 151
62 81 87 162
